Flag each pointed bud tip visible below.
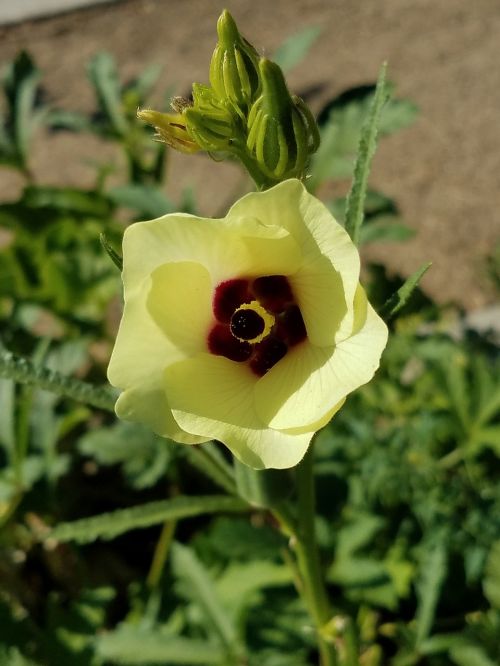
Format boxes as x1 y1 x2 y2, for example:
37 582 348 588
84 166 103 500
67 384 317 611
217 9 239 43
137 108 160 124
258 58 290 110
259 58 282 78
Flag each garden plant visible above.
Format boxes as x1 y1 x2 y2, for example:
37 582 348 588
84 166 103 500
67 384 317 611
0 10 499 666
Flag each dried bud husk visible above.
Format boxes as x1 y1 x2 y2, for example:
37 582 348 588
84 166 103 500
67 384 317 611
209 9 261 112
137 108 200 154
246 59 320 181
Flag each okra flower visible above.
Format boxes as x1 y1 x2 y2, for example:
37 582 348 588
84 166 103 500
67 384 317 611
108 180 388 469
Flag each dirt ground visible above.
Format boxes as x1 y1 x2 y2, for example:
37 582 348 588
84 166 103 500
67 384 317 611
0 0 499 310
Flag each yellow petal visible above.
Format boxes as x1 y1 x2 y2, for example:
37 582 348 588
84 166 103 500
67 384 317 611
147 261 213 356
254 287 388 430
281 398 346 435
108 275 205 442
108 276 183 389
164 353 312 469
227 179 361 347
121 213 301 288
115 385 207 444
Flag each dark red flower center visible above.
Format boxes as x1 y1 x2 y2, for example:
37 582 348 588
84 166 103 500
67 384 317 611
208 276 306 376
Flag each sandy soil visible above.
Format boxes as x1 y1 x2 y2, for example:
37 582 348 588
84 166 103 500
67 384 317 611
0 0 499 309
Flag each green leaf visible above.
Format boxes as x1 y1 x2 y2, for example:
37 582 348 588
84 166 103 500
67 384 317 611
46 108 93 132
378 97 419 134
344 63 389 245
418 633 468 655
273 25 321 73
335 513 384 559
107 184 174 218
200 516 285 562
0 455 45 502
441 354 471 431
87 52 128 137
329 556 390 587
0 348 117 412
359 219 415 245
27 341 91 474
472 426 500 454
308 83 417 190
125 63 163 104
172 542 243 658
475 378 500 428
415 537 448 645
49 495 249 543
449 644 498 666
44 586 115 663
78 421 172 490
96 628 225 664
2 51 42 169
0 646 38 666
100 232 123 271
215 559 293 619
380 262 432 320
483 540 500 609
0 378 15 452
22 185 111 217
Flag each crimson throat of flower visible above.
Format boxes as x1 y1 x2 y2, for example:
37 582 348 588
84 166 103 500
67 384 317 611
208 275 306 376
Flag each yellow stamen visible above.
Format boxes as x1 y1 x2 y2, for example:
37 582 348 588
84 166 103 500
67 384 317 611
232 300 275 344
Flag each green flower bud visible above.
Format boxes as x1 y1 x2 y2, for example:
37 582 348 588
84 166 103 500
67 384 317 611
209 9 261 112
246 59 320 181
184 83 242 153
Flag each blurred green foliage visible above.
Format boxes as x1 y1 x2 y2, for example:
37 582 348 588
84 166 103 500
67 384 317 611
0 28 498 666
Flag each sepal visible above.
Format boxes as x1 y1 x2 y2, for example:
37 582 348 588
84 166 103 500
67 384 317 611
184 84 243 152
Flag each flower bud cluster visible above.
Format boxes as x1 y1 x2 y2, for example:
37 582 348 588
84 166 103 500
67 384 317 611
138 10 320 187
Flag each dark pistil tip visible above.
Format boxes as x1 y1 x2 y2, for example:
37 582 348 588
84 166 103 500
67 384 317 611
230 308 265 341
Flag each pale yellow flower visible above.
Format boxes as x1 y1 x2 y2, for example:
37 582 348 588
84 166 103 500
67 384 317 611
108 180 388 469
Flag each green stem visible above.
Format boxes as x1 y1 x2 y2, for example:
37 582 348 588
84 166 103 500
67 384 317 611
0 492 22 529
271 503 296 538
0 349 116 412
185 444 237 495
14 384 33 485
147 519 176 589
235 149 275 191
295 444 337 666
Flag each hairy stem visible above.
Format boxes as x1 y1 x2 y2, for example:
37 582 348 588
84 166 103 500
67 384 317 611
294 444 337 666
0 349 116 412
